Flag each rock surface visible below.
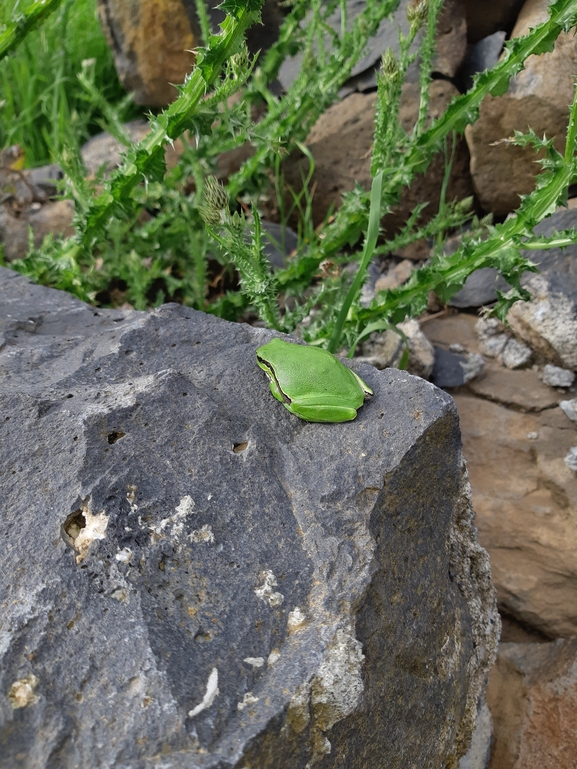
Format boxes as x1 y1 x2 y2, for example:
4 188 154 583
425 312 577 638
284 80 473 233
0 200 75 262
0 268 498 768
97 0 197 106
486 638 577 769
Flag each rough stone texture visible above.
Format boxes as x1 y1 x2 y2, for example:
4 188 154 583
465 367 564 411
508 274 577 371
455 394 577 637
486 638 577 769
0 268 498 768
283 80 473 233
542 364 575 388
462 0 525 43
97 0 197 106
423 311 577 637
465 0 577 216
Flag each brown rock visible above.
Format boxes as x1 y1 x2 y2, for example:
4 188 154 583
0 207 29 262
455 393 577 637
465 0 577 216
28 200 75 244
462 0 525 43
283 80 473 231
487 638 577 768
466 365 564 411
422 311 481 352
0 201 75 262
97 0 197 106
434 0 468 79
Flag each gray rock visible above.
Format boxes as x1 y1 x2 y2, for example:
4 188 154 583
501 338 532 370
458 697 493 769
460 31 506 91
542 364 575 388
559 399 577 422
431 346 467 388
449 267 511 309
478 333 509 359
0 267 498 769
564 447 577 472
460 353 485 384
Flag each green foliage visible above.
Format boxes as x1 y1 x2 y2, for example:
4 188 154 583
4 0 577 362
0 0 63 62
0 0 140 167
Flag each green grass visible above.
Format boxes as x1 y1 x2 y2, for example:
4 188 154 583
0 0 143 167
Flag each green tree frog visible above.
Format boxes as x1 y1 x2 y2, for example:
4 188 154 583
256 338 373 423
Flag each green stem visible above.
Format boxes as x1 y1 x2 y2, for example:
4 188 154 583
0 0 64 61
327 171 383 353
79 1 263 248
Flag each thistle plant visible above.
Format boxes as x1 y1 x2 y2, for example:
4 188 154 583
4 0 577 357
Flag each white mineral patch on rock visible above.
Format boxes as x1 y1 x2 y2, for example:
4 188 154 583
188 668 219 718
72 506 109 564
310 629 365 732
115 547 133 563
460 353 485 383
243 657 265 668
287 606 306 630
237 692 259 711
8 675 39 709
254 570 284 608
188 524 215 544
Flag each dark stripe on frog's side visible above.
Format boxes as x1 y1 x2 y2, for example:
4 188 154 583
256 355 292 404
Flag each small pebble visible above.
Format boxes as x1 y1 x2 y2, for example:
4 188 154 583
478 334 508 358
542 364 575 388
501 339 532 369
449 343 464 353
527 432 538 440
564 447 577 472
474 317 503 337
559 399 577 423
459 353 485 383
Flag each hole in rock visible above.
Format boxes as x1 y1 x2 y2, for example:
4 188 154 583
63 510 86 542
233 441 248 453
107 431 125 444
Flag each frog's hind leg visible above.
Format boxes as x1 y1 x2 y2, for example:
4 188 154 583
288 404 358 423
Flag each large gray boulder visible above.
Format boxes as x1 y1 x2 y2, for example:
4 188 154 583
0 267 498 769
